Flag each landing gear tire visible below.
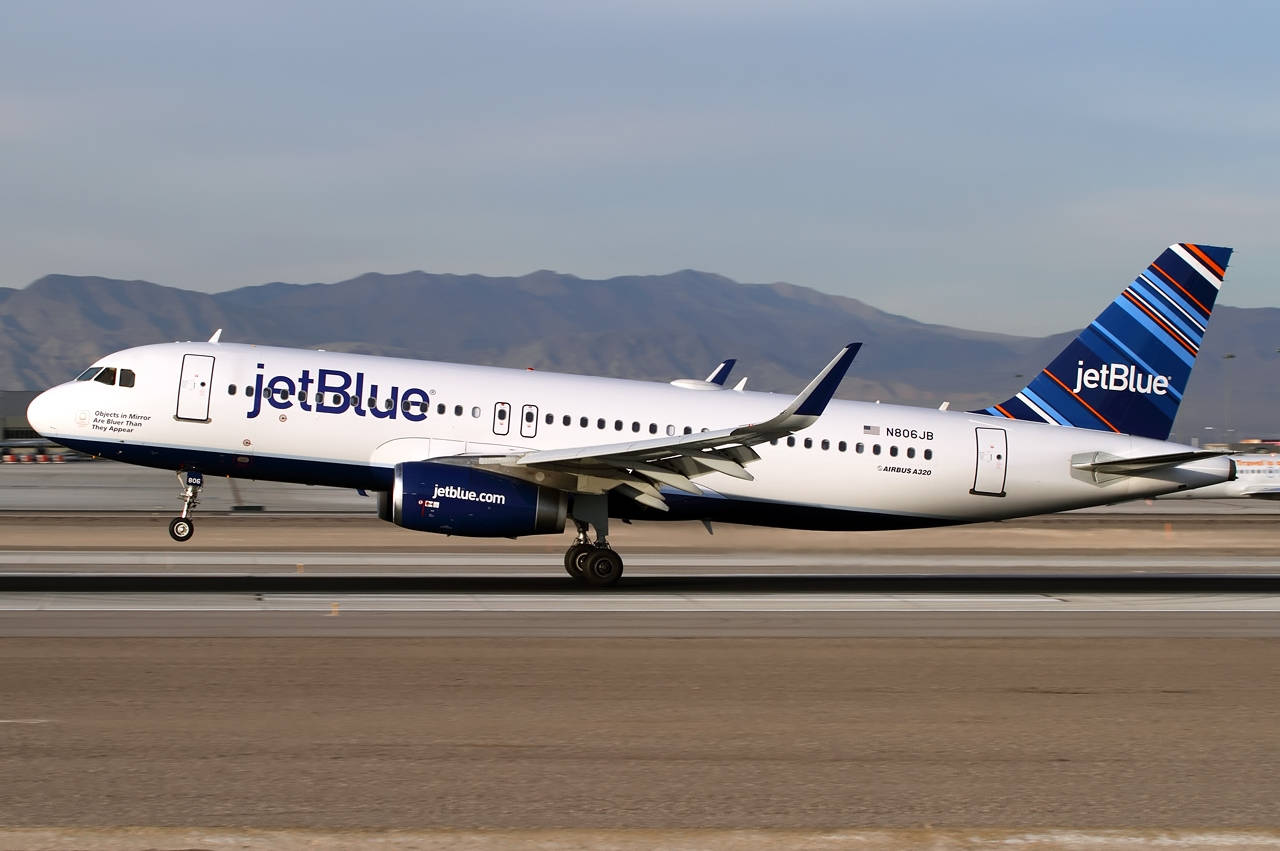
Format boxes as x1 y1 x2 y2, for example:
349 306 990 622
564 543 594 581
582 548 624 587
168 517 194 542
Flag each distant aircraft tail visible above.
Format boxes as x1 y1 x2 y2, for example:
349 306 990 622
972 243 1233 441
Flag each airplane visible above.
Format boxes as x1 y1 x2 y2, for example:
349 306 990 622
1161 452 1280 500
26 242 1235 586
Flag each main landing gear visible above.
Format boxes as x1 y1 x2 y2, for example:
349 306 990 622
169 470 203 543
563 495 623 587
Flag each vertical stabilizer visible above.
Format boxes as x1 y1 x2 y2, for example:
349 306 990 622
973 243 1232 440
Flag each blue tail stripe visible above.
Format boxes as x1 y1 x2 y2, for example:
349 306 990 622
1137 270 1207 331
1108 298 1196 367
1019 386 1071 425
1130 277 1205 341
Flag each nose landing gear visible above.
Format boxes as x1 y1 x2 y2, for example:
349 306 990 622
169 470 203 542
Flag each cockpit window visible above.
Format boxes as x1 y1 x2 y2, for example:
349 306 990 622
76 367 102 382
94 367 117 386
119 369 136 388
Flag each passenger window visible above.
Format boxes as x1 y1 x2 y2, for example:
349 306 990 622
924 448 933 460
473 407 482 418
455 405 464 416
803 437 812 449
94 367 117 386
497 407 507 421
299 391 308 403
119 369 135 388
632 422 640 433
838 441 847 452
597 418 606 429
545 413 553 425
580 417 588 427
907 447 915 458
787 436 796 447
614 420 623 431
683 427 692 435
667 425 676 436
856 442 864 453
770 439 778 446
367 397 376 409
889 446 898 457
821 439 829 451
333 394 342 405
873 444 881 455
385 399 394 410
402 399 410 412
437 403 446 415
227 384 236 395
649 423 657 434
563 415 572 426
245 386 253 397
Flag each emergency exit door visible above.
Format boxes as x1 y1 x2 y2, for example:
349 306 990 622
175 354 215 422
970 427 1007 497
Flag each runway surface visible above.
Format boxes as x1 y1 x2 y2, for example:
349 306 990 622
3 491 1280 836
2 637 1279 832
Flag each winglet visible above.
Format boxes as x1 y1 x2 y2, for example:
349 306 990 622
208 329 223 343
789 342 861 418
737 342 861 435
705 359 736 385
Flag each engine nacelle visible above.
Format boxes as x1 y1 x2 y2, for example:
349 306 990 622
378 461 567 538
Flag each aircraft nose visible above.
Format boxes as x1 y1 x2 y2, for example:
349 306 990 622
26 387 62 437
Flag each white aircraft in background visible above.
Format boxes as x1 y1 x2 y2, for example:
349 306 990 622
1162 453 1280 500
27 242 1236 586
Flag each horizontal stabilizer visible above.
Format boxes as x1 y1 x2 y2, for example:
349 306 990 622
1072 449 1230 476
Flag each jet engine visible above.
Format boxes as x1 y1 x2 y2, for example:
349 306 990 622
378 461 567 538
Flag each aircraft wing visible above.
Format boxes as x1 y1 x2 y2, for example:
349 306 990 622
435 343 861 511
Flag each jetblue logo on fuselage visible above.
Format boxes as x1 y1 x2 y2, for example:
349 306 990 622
1071 360 1171 395
246 364 430 421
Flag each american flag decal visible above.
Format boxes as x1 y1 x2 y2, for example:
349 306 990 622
863 425 880 435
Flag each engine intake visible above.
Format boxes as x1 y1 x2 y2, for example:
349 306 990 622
379 461 567 538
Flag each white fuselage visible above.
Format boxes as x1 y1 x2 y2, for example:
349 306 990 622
26 342 1234 531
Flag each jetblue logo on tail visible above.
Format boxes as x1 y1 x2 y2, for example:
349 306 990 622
1071 361 1171 396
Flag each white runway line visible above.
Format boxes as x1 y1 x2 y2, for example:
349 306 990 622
4 592 1280 612
3 551 1280 569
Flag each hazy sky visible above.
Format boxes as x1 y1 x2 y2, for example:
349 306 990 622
3 1 1277 334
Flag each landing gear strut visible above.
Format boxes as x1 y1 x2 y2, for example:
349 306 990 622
563 496 624 587
169 470 203 543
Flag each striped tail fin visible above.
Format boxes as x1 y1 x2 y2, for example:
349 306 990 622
972 243 1232 441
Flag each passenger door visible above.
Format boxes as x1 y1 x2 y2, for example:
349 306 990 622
970 427 1007 497
175 354 215 422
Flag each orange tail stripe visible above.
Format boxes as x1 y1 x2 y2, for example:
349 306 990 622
994 404 1014 419
1184 243 1225 279
1150 262 1210 315
1043 369 1120 433
1122 290 1197 356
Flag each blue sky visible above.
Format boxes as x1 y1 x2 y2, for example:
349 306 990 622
3 0 1277 333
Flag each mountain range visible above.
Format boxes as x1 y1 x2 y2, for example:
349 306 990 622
1 270 1274 440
